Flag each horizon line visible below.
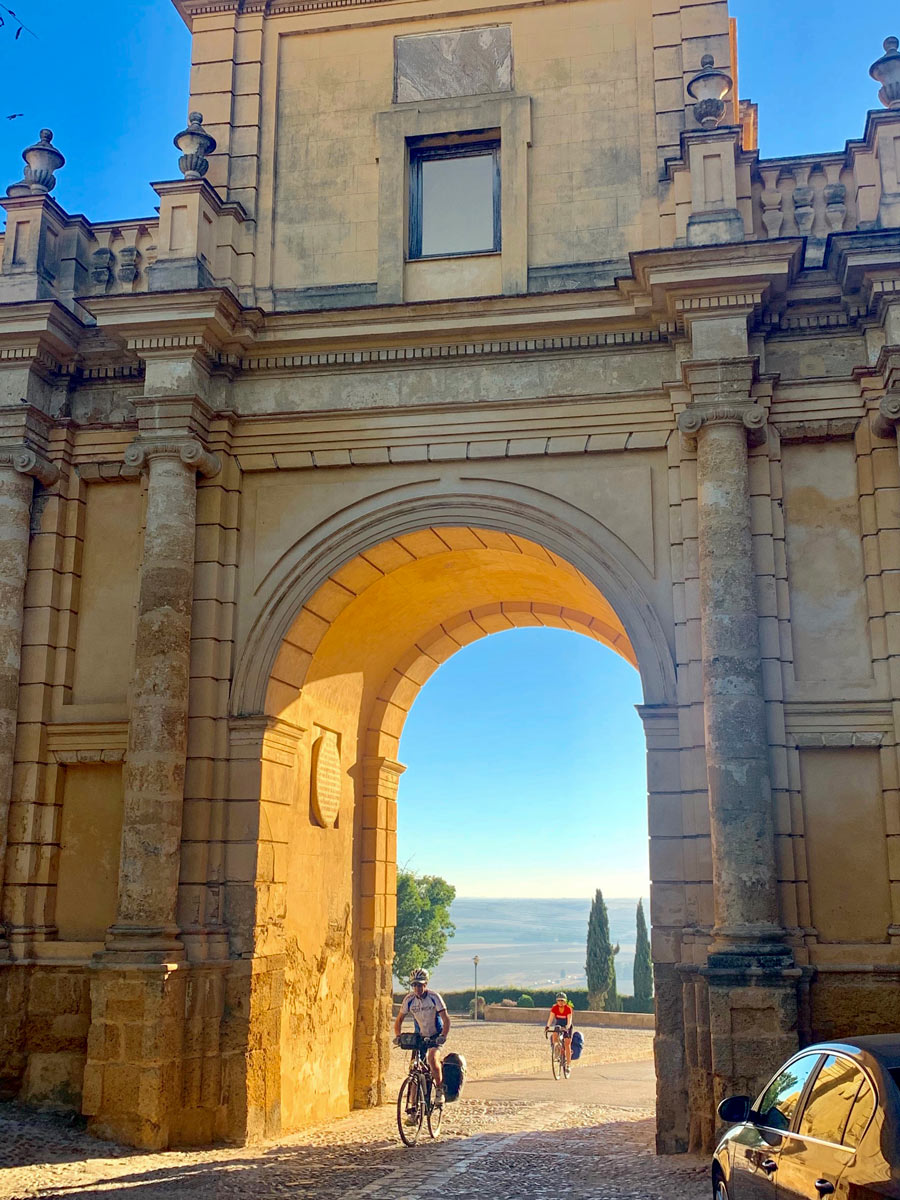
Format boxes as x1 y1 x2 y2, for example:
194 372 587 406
452 894 648 901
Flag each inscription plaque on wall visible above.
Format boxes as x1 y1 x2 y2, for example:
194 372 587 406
394 26 513 103
311 729 341 828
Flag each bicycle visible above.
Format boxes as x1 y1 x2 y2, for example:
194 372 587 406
395 1032 444 1145
545 1025 571 1080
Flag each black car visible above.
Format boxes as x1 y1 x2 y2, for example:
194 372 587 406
712 1035 900 1199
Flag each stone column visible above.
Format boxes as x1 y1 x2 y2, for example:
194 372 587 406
0 444 58 957
678 360 798 1136
677 361 784 952
103 438 220 958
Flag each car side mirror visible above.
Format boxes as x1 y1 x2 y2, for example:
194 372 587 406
718 1095 751 1124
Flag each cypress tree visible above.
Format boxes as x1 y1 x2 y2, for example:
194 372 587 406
585 888 619 1010
633 898 653 1009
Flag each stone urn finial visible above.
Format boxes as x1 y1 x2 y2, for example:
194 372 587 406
870 36 900 109
7 128 65 197
687 54 734 130
174 112 216 180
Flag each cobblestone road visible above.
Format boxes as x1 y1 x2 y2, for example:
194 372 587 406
0 1026 709 1200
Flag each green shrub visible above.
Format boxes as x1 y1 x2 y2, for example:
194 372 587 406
517 993 534 1007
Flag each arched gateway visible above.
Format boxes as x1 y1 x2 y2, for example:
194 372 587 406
231 489 675 1139
1 0 900 1160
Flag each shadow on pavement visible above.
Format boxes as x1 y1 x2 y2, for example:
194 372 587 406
3 1112 710 1200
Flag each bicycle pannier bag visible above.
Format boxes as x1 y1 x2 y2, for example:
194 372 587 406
442 1052 467 1102
399 1031 420 1050
571 1030 584 1060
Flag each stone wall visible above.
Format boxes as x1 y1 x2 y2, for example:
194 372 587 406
483 1005 655 1030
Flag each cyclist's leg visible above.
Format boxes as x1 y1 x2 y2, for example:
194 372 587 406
564 1029 572 1065
426 1044 444 1091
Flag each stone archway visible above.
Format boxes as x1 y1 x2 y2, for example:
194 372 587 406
228 486 682 1145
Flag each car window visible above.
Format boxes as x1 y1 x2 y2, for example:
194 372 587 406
842 1078 876 1148
797 1056 865 1145
757 1055 821 1131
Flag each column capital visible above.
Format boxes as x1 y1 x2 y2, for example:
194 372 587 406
677 402 767 446
0 444 59 487
875 391 900 439
124 436 220 479
678 356 766 446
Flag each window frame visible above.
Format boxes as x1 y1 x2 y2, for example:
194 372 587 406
407 139 501 262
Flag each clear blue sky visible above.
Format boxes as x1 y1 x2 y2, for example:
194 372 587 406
1 1 896 214
2 1 895 899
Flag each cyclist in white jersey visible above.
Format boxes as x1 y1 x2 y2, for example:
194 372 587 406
393 967 451 1103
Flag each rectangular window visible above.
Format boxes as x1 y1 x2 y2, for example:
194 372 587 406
408 139 500 259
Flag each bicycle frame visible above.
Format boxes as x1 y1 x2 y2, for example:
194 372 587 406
397 1038 443 1145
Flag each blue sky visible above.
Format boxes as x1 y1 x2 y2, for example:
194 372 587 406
2 1 895 898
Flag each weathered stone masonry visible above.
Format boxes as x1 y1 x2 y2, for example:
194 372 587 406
0 0 899 1158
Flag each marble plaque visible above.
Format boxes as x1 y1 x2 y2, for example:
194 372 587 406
311 729 341 828
394 26 513 103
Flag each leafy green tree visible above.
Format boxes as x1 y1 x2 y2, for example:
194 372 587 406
393 870 456 985
633 898 653 1009
585 887 619 1010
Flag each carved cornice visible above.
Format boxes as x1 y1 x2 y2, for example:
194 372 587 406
240 328 665 373
124 437 221 478
0 445 59 487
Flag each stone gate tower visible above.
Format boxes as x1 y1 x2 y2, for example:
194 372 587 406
1 0 900 1155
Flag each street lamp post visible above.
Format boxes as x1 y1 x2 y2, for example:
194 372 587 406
473 955 480 1021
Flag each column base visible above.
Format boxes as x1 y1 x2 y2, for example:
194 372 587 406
100 925 186 965
702 955 804 1152
84 959 188 1150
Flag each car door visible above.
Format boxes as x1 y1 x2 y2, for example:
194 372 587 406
730 1054 823 1199
775 1054 868 1199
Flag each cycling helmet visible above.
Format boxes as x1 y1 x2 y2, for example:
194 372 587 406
556 991 568 1001
410 968 429 985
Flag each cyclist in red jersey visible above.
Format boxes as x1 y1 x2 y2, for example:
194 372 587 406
545 991 574 1069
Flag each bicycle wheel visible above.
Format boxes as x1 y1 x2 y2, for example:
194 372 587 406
551 1039 562 1080
427 1088 443 1138
562 1046 571 1079
397 1076 424 1145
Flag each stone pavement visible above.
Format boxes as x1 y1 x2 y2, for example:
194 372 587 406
0 1026 709 1199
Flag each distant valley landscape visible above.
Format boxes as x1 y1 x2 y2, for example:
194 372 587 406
434 897 644 994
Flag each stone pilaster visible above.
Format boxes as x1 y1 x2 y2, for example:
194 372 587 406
0 423 58 959
355 755 405 1108
84 432 219 1150
678 359 799 1133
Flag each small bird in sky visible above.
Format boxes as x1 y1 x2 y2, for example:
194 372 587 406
7 114 23 120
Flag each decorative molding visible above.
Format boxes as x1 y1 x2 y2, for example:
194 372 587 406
238 328 664 374
793 732 884 749
124 437 221 479
776 417 860 442
362 755 407 798
0 445 59 488
47 721 129 763
234 427 673 471
77 462 139 483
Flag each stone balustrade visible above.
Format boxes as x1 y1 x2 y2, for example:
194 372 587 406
84 220 160 296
